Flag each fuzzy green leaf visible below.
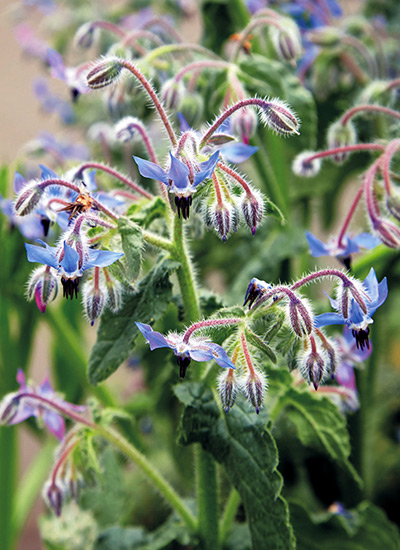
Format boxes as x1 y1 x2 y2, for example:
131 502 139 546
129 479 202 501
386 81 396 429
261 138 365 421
290 500 400 550
88 257 179 384
175 383 296 550
245 327 277 364
272 387 361 483
117 217 143 285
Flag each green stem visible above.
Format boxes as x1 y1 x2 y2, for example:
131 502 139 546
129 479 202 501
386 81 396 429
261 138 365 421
172 216 200 323
142 230 174 252
219 488 241 544
196 446 220 550
144 43 221 64
0 427 17 550
95 423 197 531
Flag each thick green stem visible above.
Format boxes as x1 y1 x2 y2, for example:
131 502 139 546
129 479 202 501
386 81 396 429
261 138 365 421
196 446 220 550
95 424 197 530
219 488 241 544
142 230 174 252
172 216 200 323
0 427 17 550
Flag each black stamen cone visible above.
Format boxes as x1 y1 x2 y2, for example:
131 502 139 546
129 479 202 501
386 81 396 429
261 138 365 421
352 327 370 350
40 218 51 237
71 88 80 103
339 255 352 271
174 196 192 220
61 277 80 300
176 355 191 378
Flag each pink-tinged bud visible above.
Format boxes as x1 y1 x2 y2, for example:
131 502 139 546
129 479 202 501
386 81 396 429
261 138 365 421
326 121 357 164
161 78 185 110
372 218 400 248
292 151 321 177
14 180 44 216
27 267 59 313
114 116 143 143
230 107 258 144
269 19 302 65
240 189 264 235
217 369 238 413
337 285 350 319
43 479 64 517
82 279 106 325
305 352 325 390
74 22 99 49
240 369 267 414
86 57 123 89
286 296 314 338
386 194 400 222
206 201 237 242
261 99 300 135
323 341 338 378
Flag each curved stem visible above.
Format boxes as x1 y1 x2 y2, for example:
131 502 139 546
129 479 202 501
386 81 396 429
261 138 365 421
121 60 177 146
291 269 356 290
217 162 252 194
382 139 400 196
145 43 222 64
341 104 400 126
75 162 153 199
219 489 241 544
306 143 384 163
174 60 231 83
337 185 365 247
183 318 242 344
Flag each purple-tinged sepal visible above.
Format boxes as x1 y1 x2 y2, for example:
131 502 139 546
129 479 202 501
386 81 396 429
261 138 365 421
86 57 123 89
27 266 59 313
218 369 238 413
240 188 264 235
243 277 272 308
240 369 267 414
261 98 300 136
15 180 45 216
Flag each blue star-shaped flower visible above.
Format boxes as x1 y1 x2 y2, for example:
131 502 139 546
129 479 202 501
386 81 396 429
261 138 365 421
25 240 123 299
306 231 380 268
315 268 388 350
133 150 220 219
136 322 235 378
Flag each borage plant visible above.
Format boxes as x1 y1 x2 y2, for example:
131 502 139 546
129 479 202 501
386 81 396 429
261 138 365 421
1 1 400 550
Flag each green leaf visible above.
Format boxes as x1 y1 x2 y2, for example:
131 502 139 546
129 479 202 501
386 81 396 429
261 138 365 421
88 257 179 384
95 527 148 550
272 387 361 484
118 217 143 285
264 198 286 225
126 196 166 228
290 500 400 550
175 383 296 550
244 327 277 364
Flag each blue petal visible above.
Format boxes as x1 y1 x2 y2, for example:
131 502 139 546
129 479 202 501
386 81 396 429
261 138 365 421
14 172 27 193
42 409 65 440
177 113 191 133
86 249 124 269
306 231 329 257
59 242 79 274
361 268 379 303
39 164 58 180
135 323 172 350
221 143 258 163
352 232 381 250
194 151 220 187
342 237 361 255
188 348 215 363
168 153 190 190
314 312 346 328
25 242 58 269
207 343 236 369
133 156 168 184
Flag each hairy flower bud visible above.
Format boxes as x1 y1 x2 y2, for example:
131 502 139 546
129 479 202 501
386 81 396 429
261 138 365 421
43 479 65 517
74 22 99 49
27 267 59 313
292 151 321 177
114 116 143 143
286 296 314 338
105 276 123 313
386 193 400 222
82 278 106 325
86 57 123 89
0 393 20 425
240 369 267 414
326 121 357 164
230 107 258 144
307 27 342 47
304 351 325 390
15 180 44 216
358 80 395 106
372 218 400 248
218 369 238 413
269 19 302 65
161 78 184 110
261 99 300 135
240 189 264 235
206 200 236 242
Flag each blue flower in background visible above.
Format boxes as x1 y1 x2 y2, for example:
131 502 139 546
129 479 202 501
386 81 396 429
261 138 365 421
0 369 85 441
25 240 123 299
335 326 372 392
133 150 220 219
315 268 388 350
33 78 75 124
136 322 235 378
306 231 380 268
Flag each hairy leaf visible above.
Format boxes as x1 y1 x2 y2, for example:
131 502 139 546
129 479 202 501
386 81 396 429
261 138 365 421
118 217 143 285
175 383 296 550
88 257 179 384
272 387 361 483
290 500 400 550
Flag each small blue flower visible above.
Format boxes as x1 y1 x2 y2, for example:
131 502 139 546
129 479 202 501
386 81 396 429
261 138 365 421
25 240 123 299
335 327 372 392
133 150 220 219
0 369 85 440
315 268 388 350
33 78 75 124
306 231 380 268
136 322 235 378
